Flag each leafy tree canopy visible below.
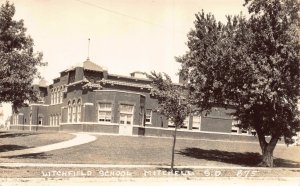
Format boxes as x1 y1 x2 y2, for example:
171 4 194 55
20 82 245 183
0 1 45 112
148 72 190 126
177 0 300 167
147 71 191 171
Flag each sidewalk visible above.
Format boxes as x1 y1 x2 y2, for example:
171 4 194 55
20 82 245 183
1 177 299 186
0 133 97 157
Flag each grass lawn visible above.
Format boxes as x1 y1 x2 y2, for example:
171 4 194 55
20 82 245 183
0 133 300 178
0 131 74 154
0 134 299 168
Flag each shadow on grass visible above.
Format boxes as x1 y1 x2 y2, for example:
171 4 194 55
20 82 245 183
0 145 30 152
0 132 38 138
4 152 52 159
274 158 300 168
178 147 300 168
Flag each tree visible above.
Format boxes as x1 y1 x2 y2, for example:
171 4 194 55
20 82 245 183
147 72 190 172
177 0 300 167
0 1 45 112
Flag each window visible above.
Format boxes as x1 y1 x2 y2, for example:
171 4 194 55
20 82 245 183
168 116 189 129
119 104 134 125
57 88 61 104
54 115 57 126
50 115 53 126
60 86 64 103
54 88 57 104
77 99 81 122
68 101 72 123
192 116 201 130
231 119 240 133
13 114 19 125
56 115 59 126
182 117 189 129
98 103 112 122
72 100 77 123
145 109 152 125
168 119 175 128
51 90 54 105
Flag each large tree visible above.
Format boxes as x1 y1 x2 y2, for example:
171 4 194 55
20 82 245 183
177 0 300 167
147 72 190 172
0 1 45 112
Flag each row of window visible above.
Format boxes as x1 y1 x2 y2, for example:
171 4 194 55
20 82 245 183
49 114 60 126
168 116 202 130
231 119 256 135
50 86 65 105
98 103 134 125
97 103 204 129
68 99 82 123
12 114 19 125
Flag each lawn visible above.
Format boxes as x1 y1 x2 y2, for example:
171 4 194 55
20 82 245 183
0 133 300 178
0 131 74 154
0 134 299 168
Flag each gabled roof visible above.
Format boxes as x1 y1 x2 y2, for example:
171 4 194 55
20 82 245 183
82 60 106 72
63 59 106 72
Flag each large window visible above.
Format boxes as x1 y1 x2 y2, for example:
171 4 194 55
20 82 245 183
98 103 112 122
13 114 19 125
49 115 53 126
57 88 61 103
51 90 54 105
192 116 201 130
68 101 72 123
231 119 240 133
54 88 57 104
182 117 189 129
52 115 56 126
168 116 190 129
60 86 64 103
72 100 77 123
145 109 152 125
119 104 134 125
77 99 81 122
67 99 81 123
168 119 175 128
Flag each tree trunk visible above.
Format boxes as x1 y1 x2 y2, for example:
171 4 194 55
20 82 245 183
257 132 279 167
261 146 275 167
171 126 177 172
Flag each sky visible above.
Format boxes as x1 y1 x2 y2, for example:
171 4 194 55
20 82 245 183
1 0 248 119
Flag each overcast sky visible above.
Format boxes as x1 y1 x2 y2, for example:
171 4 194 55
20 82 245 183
7 0 248 83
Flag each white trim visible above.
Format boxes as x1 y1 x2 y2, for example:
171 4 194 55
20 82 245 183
83 103 94 106
10 124 59 128
93 89 146 97
37 125 60 128
204 116 232 120
108 73 151 81
66 79 89 87
133 126 256 136
29 104 49 106
60 122 120 126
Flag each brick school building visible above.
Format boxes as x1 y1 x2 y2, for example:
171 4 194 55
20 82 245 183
10 59 255 140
